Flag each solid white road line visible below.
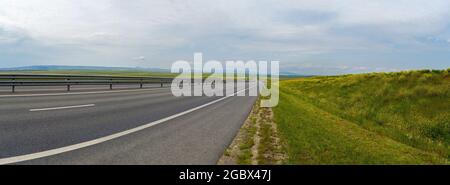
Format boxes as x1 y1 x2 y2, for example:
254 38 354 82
0 87 169 98
0 86 256 165
29 104 96 112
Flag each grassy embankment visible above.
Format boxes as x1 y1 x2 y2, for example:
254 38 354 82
274 69 450 164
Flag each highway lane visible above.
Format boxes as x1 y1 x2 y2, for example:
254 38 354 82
0 84 257 164
0 84 167 94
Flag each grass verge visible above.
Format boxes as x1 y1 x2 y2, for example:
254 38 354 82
218 97 287 165
273 69 449 164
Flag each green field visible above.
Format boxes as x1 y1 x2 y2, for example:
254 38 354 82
0 70 252 80
274 69 450 164
0 70 178 78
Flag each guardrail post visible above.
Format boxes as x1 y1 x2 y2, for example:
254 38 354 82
11 76 15 93
66 78 71 91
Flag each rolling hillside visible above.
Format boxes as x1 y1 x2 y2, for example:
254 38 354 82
274 69 450 164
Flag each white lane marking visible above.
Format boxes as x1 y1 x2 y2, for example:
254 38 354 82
29 104 96 112
0 87 169 98
0 86 255 165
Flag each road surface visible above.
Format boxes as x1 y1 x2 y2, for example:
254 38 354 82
0 84 257 164
0 84 166 93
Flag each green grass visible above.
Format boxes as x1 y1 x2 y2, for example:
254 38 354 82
0 70 178 78
273 69 450 164
257 117 278 164
237 116 257 164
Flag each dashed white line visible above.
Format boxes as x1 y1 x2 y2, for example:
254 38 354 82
0 86 255 165
29 104 96 112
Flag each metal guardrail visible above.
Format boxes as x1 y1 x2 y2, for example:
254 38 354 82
0 74 174 93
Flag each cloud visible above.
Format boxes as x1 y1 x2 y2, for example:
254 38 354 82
0 0 449 74
133 56 145 61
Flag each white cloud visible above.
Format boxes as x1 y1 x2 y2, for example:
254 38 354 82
0 35 17 43
0 0 449 73
133 56 145 61
2 0 449 48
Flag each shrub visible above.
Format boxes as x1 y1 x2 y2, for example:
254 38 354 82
425 119 450 144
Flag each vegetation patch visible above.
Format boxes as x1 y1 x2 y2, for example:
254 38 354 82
273 69 449 164
218 97 287 165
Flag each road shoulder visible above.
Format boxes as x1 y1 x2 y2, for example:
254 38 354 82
218 97 287 165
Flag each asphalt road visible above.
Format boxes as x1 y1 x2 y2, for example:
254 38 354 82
0 84 257 164
0 84 166 94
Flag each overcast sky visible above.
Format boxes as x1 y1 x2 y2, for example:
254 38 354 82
1 0 450 75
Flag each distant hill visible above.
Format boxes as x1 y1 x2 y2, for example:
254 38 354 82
0 65 170 72
280 71 311 78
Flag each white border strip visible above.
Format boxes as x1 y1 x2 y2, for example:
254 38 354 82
30 104 95 112
0 86 254 165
